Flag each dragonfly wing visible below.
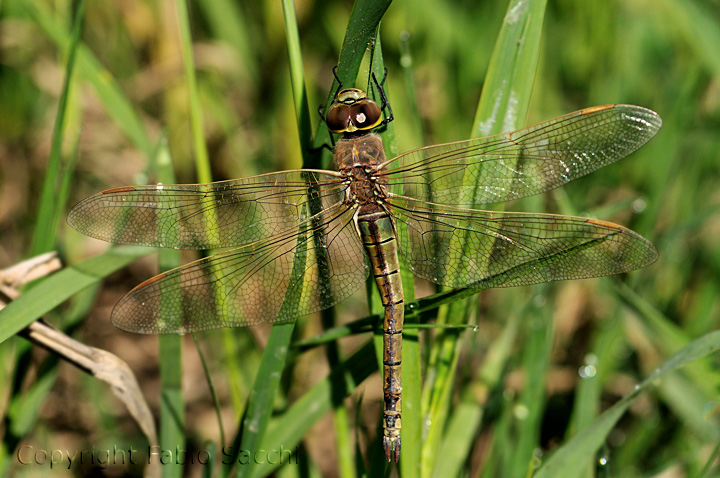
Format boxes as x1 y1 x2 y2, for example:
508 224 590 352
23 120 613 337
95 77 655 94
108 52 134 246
381 105 661 206
111 204 368 333
68 170 344 249
388 196 657 289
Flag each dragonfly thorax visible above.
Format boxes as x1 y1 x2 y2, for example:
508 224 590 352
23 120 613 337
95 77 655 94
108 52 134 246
334 133 389 207
344 165 387 206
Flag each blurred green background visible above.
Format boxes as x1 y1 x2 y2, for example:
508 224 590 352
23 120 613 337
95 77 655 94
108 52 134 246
0 0 719 477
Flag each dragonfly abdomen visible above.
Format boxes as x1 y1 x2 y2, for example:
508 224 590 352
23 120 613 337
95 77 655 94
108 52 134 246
356 205 404 462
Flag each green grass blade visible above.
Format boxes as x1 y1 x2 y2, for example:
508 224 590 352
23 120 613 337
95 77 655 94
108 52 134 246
564 307 625 478
657 372 719 442
508 299 553 478
232 323 296 478
398 32 425 147
154 140 185 478
175 0 211 183
611 280 720 396
1 3 85 468
6 370 57 436
252 342 378 477
535 330 720 478
472 0 548 136
283 0 313 160
697 441 720 478
31 0 85 256
158 333 184 478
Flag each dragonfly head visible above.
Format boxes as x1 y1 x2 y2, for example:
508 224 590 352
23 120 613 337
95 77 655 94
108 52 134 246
325 88 383 134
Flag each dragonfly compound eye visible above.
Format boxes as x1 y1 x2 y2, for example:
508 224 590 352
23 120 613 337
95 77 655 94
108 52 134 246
350 99 382 131
326 103 352 133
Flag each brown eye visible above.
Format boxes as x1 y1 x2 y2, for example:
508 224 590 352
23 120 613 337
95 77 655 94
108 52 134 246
326 104 352 133
350 100 382 130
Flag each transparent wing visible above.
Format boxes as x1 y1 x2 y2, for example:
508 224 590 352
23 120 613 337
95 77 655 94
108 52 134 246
381 105 661 206
388 196 657 289
111 203 368 334
67 170 345 249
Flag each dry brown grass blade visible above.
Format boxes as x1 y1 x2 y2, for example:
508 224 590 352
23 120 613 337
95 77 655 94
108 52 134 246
0 253 160 478
0 252 62 292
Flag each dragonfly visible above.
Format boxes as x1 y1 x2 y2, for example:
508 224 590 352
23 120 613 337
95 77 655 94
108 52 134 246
68 71 661 461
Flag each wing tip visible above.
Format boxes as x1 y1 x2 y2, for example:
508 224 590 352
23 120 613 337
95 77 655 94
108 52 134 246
586 217 659 269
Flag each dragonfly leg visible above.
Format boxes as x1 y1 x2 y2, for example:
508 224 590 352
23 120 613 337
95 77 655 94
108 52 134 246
331 65 344 100
371 69 394 126
307 136 334 155
309 103 336 154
